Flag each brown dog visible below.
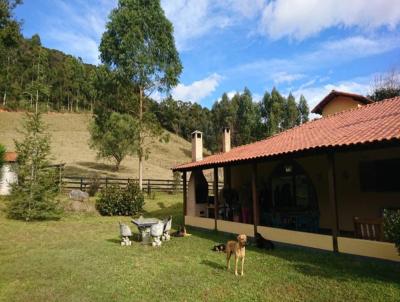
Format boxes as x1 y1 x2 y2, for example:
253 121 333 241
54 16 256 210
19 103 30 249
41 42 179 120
226 234 247 276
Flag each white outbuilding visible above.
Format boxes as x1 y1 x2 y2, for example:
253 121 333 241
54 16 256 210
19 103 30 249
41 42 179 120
0 152 18 195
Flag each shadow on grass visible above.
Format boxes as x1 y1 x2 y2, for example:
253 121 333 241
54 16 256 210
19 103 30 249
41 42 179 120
106 233 142 245
64 165 117 177
200 259 226 270
142 203 183 227
186 227 400 285
77 161 119 173
106 238 121 245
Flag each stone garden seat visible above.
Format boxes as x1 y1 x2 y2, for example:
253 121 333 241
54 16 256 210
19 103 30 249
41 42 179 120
119 222 133 246
150 221 165 247
162 216 172 241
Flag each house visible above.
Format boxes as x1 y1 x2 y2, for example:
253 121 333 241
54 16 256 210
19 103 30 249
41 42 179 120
0 152 17 195
173 91 400 262
311 90 372 116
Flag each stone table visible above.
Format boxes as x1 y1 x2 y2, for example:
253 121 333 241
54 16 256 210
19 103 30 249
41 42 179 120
131 216 161 244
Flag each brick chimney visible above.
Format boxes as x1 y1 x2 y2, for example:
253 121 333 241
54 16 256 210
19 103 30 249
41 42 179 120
222 127 231 153
191 130 203 162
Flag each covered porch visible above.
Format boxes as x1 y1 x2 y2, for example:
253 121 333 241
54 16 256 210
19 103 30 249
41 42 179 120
179 144 400 262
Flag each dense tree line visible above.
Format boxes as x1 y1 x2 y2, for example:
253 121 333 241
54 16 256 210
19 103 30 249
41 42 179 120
0 34 98 111
0 0 97 111
0 0 311 156
153 87 310 153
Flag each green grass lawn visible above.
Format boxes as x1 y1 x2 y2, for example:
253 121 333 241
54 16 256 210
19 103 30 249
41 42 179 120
0 193 399 302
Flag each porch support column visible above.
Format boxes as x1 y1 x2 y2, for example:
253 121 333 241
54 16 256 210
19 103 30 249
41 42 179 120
213 167 219 231
327 153 339 252
251 162 259 236
182 171 187 226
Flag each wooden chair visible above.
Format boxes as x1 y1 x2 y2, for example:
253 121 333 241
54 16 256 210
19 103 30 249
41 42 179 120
353 217 384 241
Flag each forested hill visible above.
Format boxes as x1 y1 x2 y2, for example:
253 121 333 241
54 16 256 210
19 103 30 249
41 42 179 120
0 33 97 112
0 32 311 153
0 1 311 153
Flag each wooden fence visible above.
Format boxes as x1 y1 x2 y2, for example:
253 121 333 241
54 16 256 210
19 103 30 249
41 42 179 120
62 176 223 194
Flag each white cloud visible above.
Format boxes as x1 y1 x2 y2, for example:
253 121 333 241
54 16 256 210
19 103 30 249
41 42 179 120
223 0 265 18
234 35 400 84
47 30 100 64
226 91 238 99
161 0 231 51
274 72 304 84
252 92 263 102
161 0 265 51
171 73 223 103
42 0 117 64
260 0 400 40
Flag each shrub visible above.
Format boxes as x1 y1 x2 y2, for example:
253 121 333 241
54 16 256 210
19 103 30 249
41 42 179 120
87 177 101 197
0 144 5 170
96 183 144 216
383 209 400 254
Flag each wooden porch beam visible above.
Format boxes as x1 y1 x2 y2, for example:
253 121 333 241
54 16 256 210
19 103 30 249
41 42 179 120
213 167 219 230
224 166 232 189
251 162 259 236
327 153 339 252
182 171 187 226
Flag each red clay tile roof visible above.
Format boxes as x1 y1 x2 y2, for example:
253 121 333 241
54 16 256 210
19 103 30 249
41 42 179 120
174 96 400 171
311 90 372 114
4 152 17 162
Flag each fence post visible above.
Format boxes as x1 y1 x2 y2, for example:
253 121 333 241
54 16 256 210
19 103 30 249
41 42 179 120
80 177 83 190
105 177 108 189
147 179 150 195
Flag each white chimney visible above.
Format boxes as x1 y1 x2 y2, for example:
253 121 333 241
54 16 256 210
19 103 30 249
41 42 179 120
191 130 203 162
222 127 231 153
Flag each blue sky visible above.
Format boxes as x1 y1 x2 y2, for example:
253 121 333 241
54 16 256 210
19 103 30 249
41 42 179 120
15 0 400 110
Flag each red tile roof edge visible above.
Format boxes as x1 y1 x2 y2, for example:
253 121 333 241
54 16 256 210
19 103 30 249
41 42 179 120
4 151 17 162
311 90 372 114
173 96 400 171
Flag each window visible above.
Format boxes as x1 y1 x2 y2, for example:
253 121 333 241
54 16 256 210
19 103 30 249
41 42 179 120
269 162 317 210
359 158 400 192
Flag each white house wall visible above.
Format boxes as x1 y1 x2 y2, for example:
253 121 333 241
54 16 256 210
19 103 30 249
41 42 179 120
0 164 17 195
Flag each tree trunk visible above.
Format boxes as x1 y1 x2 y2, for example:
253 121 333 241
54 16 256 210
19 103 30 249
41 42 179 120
138 86 143 190
35 90 39 114
115 160 120 171
138 154 143 190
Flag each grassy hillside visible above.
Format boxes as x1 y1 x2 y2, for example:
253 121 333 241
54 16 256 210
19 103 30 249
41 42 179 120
0 112 193 179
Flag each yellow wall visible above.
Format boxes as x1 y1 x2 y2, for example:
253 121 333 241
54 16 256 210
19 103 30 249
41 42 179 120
258 226 333 251
217 220 254 236
338 237 400 262
334 147 400 231
185 215 215 230
321 96 363 116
